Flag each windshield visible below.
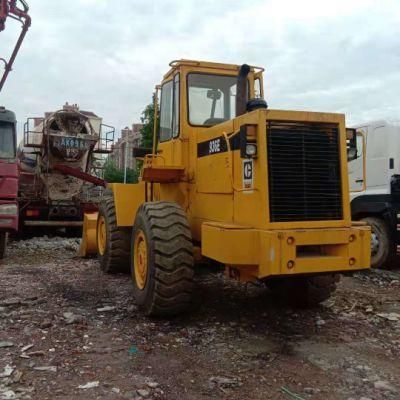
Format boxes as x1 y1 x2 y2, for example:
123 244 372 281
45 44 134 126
0 122 16 159
188 73 237 126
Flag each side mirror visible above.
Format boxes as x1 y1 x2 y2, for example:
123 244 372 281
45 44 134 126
207 89 222 100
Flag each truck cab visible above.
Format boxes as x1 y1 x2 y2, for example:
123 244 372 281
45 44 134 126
348 120 400 267
0 107 19 257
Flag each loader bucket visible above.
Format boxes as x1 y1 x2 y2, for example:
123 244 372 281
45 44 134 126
79 212 98 257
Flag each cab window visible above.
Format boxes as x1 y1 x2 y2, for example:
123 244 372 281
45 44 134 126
188 73 237 126
159 74 180 142
159 80 173 142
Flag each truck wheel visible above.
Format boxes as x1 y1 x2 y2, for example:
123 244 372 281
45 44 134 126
131 202 194 316
0 232 7 259
361 217 392 268
267 274 340 307
97 197 131 273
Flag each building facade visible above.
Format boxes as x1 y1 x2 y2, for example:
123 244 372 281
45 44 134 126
110 123 142 170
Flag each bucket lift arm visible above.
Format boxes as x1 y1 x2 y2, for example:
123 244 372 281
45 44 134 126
0 0 31 92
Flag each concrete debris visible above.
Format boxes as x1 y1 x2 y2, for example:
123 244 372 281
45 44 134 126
63 312 84 325
136 389 150 398
96 306 115 312
374 380 396 392
208 376 240 389
376 313 400 321
0 298 21 307
20 344 34 353
78 381 99 389
0 342 14 349
39 320 52 329
0 390 16 400
33 366 57 373
0 366 14 378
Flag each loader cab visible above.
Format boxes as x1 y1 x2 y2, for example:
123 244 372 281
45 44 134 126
155 60 265 166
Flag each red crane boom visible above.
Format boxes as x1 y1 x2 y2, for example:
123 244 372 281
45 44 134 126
0 0 31 93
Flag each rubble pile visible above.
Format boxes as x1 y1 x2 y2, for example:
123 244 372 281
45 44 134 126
8 236 80 254
0 237 399 399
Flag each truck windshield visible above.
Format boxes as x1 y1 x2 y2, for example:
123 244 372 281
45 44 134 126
0 122 16 159
188 74 237 126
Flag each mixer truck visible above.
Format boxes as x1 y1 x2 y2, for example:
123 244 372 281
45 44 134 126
18 103 114 234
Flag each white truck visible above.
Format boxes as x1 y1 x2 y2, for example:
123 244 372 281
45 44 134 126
348 120 400 268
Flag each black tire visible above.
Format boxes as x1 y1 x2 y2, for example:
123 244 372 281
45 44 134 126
65 226 82 238
0 232 6 259
97 197 131 273
131 201 194 317
267 274 340 307
361 217 393 268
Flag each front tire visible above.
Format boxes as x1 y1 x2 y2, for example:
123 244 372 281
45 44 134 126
131 201 194 317
361 217 392 268
97 197 131 273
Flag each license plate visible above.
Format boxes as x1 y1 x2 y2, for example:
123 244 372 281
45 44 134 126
53 137 90 150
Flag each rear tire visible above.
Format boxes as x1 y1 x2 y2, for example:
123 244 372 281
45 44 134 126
131 201 194 317
361 217 392 268
0 232 7 259
267 274 340 307
97 197 131 273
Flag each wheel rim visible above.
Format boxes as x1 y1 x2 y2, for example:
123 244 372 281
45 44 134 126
134 229 148 290
97 215 107 256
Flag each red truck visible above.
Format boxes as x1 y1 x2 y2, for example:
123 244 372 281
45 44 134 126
0 107 18 257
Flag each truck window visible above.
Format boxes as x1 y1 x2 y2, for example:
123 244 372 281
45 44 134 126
0 121 15 159
188 73 237 126
159 80 173 142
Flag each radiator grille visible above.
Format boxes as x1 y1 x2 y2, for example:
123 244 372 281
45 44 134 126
267 121 343 222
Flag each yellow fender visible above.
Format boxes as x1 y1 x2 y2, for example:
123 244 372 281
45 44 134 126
79 212 98 257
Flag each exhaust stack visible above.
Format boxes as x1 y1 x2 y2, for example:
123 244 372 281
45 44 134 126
236 64 250 117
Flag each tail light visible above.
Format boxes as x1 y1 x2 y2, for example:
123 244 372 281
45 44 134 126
26 209 40 217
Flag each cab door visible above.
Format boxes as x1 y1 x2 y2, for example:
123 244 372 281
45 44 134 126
157 74 181 166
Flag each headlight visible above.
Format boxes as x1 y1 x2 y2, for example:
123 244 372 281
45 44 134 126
246 143 257 157
0 204 18 215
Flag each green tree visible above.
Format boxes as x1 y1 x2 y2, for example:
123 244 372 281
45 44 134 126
103 159 138 183
139 93 159 149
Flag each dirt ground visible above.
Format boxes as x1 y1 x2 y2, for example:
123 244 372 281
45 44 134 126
0 237 399 400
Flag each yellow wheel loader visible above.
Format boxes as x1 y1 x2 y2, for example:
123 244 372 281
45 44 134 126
81 59 371 316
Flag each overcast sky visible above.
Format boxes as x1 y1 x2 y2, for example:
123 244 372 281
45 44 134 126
0 0 399 139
